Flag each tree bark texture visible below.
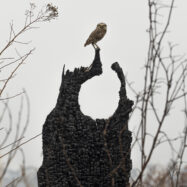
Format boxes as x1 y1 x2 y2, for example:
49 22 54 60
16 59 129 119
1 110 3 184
37 49 134 187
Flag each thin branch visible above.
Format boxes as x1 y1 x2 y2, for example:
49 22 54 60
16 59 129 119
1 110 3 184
0 49 34 97
0 133 41 159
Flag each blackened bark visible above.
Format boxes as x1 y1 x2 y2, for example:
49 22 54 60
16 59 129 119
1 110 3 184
37 49 134 187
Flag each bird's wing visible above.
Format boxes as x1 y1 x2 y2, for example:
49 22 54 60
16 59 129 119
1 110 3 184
84 29 98 46
95 29 106 41
84 28 100 46
84 27 106 46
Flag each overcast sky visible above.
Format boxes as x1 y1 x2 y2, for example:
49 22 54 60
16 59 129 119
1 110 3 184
1 0 187 179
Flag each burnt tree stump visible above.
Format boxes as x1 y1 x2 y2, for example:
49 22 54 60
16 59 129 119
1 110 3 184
37 49 134 187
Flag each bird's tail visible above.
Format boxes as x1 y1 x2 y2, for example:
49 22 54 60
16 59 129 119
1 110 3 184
84 39 91 47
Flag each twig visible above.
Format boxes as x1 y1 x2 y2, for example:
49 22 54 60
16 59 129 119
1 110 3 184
0 133 41 159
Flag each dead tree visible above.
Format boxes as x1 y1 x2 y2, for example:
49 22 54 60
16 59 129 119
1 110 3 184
37 49 133 187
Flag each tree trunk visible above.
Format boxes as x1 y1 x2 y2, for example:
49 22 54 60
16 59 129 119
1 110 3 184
37 49 134 187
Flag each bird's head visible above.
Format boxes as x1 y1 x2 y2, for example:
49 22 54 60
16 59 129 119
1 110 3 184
97 23 107 30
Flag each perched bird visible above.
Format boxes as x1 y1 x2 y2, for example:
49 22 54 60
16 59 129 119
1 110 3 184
84 23 107 49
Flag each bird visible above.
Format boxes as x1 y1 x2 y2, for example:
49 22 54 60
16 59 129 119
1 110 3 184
84 23 107 49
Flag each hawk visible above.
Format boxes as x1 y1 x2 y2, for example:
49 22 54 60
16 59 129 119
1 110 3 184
84 23 107 49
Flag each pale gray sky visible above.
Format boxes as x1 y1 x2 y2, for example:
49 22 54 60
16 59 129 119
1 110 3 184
0 0 187 177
